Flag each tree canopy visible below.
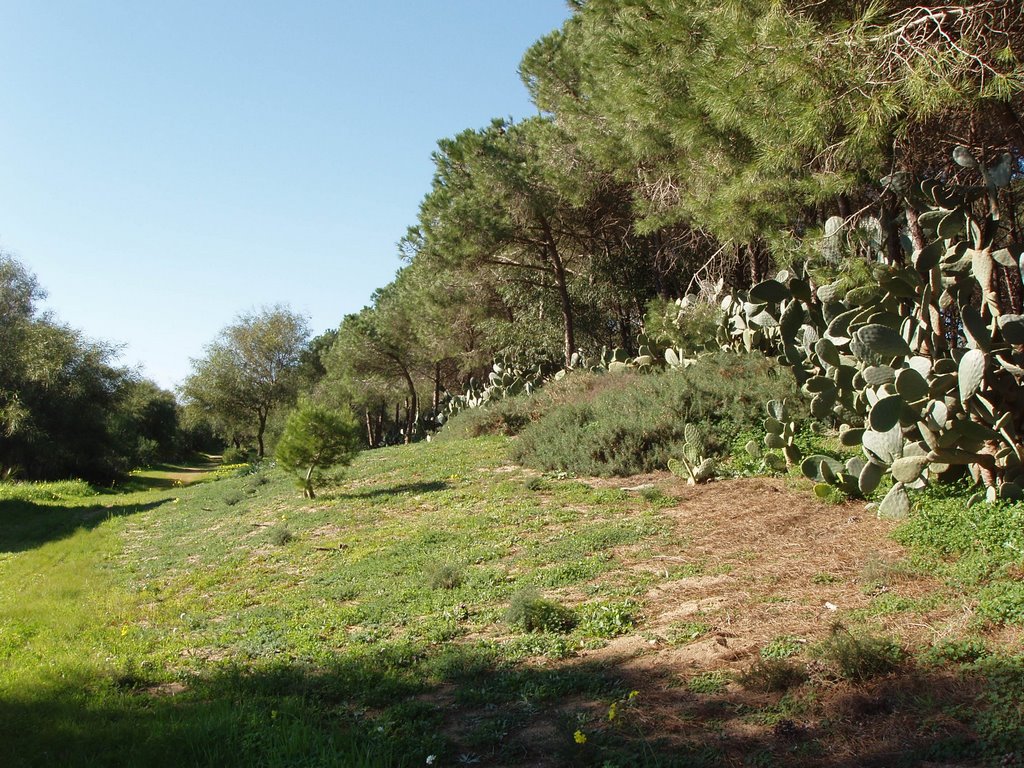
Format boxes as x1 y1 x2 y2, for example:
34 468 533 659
274 400 362 498
5 2 1022 472
180 306 310 458
0 254 181 481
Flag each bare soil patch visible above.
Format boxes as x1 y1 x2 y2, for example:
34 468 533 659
444 475 1006 767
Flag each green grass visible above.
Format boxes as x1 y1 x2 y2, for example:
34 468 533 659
4 437 1024 766
0 437 675 767
0 478 95 502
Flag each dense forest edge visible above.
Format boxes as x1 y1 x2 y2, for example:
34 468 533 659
2 2 1024 766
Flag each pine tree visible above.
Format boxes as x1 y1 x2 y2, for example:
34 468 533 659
274 401 361 499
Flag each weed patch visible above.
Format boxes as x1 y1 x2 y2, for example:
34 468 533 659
739 659 808 692
506 589 577 633
812 627 905 682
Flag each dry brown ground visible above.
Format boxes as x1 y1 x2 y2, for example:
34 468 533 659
448 475 1017 768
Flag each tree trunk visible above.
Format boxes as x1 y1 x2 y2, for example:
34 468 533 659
365 409 374 447
304 463 316 499
905 206 926 253
881 200 903 265
617 301 631 351
433 362 441 412
549 248 576 367
390 360 419 445
256 410 267 458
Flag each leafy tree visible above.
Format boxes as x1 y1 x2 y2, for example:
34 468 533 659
409 117 597 367
180 306 309 458
296 329 338 394
523 1 1022 260
0 254 180 481
274 400 361 498
110 378 180 465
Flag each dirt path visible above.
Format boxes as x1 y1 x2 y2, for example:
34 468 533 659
483 475 999 767
127 457 222 489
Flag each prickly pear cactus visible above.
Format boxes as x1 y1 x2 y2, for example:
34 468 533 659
668 423 717 485
753 147 1024 509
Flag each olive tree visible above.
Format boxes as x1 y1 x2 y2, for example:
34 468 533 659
180 306 309 458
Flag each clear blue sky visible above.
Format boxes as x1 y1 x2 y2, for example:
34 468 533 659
0 2 569 390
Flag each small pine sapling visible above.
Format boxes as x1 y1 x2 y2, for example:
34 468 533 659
274 401 362 498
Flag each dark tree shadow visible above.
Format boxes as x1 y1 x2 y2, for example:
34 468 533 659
0 498 171 553
333 481 451 500
0 641 1015 768
115 461 220 491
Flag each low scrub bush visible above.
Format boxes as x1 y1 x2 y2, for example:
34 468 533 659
221 447 253 465
505 589 577 633
438 371 635 441
687 671 730 694
761 636 803 659
267 524 294 546
812 627 904 681
739 659 808 692
0 479 95 502
427 563 464 590
923 638 990 665
512 353 800 476
976 582 1024 626
895 490 1024 568
576 600 637 638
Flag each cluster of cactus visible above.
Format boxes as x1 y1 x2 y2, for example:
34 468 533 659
484 358 542 399
744 399 801 472
598 335 658 373
553 335 661 378
435 357 544 425
653 292 724 367
731 146 1023 512
667 423 717 484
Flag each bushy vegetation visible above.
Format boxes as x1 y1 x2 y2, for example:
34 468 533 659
511 353 799 476
506 589 577 634
274 401 362 498
438 369 640 441
0 255 190 483
812 628 906 682
0 479 95 503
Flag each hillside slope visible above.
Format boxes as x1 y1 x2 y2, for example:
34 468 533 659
0 437 1020 767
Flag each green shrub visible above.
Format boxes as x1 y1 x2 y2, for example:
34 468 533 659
761 636 803 659
275 401 362 499
512 353 800 476
666 621 712 645
505 589 577 633
267 524 294 546
687 671 730 694
427 564 464 590
523 476 545 491
0 479 95 502
976 582 1024 626
895 492 1024 570
644 297 723 353
437 397 533 439
923 638 990 665
739 659 808 692
438 371 637 441
221 447 253 465
576 601 636 638
812 627 904 681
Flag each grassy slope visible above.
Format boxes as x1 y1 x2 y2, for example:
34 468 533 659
0 438 1022 767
